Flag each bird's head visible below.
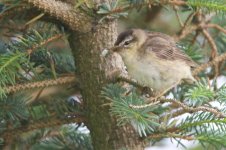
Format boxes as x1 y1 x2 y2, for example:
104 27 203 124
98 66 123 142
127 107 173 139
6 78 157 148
112 29 147 57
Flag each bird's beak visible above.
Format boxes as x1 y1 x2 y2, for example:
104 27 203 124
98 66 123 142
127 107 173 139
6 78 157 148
111 46 121 52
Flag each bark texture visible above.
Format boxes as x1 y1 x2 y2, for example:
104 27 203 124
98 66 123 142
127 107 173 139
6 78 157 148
26 0 145 149
69 21 145 149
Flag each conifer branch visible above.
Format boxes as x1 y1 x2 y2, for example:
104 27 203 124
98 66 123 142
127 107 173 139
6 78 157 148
27 33 63 55
169 0 226 12
160 108 191 120
159 98 225 118
0 5 31 20
130 98 225 118
148 133 194 141
4 75 77 94
174 10 198 41
207 24 226 34
2 115 84 141
173 6 183 27
202 29 218 58
192 52 226 76
201 28 219 77
168 0 186 6
24 0 91 31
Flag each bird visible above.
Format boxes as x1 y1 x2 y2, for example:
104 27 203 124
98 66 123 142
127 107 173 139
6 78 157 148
112 29 197 100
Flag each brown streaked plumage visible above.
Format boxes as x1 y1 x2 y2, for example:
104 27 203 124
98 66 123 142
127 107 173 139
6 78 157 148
113 29 197 96
142 31 197 68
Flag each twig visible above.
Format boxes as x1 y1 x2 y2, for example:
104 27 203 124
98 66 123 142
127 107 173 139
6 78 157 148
174 25 198 41
191 30 200 44
129 101 160 109
168 0 187 6
159 98 225 118
130 98 225 118
160 108 189 120
184 11 197 28
2 115 84 141
173 6 183 27
207 24 226 34
4 75 76 94
0 5 30 20
173 11 198 41
148 133 194 141
27 34 63 55
202 29 218 58
192 52 226 76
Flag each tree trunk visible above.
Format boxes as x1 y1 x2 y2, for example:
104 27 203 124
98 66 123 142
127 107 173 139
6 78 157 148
69 20 145 150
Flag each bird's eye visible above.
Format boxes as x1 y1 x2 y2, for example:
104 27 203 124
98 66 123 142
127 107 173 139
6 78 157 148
124 41 130 46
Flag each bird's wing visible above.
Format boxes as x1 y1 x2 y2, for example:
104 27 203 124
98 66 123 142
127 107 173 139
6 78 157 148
143 32 197 67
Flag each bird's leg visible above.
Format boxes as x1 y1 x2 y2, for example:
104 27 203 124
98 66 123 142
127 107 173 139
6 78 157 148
147 80 181 103
106 69 122 83
141 86 154 98
117 76 144 89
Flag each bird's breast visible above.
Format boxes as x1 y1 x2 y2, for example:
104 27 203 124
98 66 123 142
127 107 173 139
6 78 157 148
122 54 193 92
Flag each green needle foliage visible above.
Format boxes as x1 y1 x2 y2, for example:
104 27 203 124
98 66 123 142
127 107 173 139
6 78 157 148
184 79 215 106
102 84 160 136
179 112 226 149
0 94 29 122
188 0 226 13
216 85 226 104
0 51 28 98
1 0 226 149
31 125 93 150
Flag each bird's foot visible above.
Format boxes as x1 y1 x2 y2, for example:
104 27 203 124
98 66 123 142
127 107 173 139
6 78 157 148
106 69 122 83
146 93 164 103
141 86 154 98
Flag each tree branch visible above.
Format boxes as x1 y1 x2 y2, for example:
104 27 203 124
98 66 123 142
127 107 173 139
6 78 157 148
27 33 64 54
2 115 84 141
148 133 194 141
168 0 187 6
173 11 198 41
130 98 225 118
207 24 226 34
192 52 226 76
24 0 92 31
4 75 77 94
159 98 225 118
202 29 218 58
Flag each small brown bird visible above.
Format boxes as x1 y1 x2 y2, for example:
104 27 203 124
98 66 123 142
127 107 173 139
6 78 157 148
113 29 197 98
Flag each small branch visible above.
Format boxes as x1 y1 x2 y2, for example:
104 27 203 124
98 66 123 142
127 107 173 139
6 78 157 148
25 0 91 31
173 6 183 27
159 98 225 118
4 75 77 94
168 0 187 6
103 2 156 16
202 29 218 58
129 101 160 109
192 52 226 76
0 4 29 20
27 34 63 55
207 24 226 34
2 115 84 141
148 133 194 141
191 30 200 44
174 11 198 41
160 108 189 120
183 11 197 27
130 98 225 118
175 25 198 41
